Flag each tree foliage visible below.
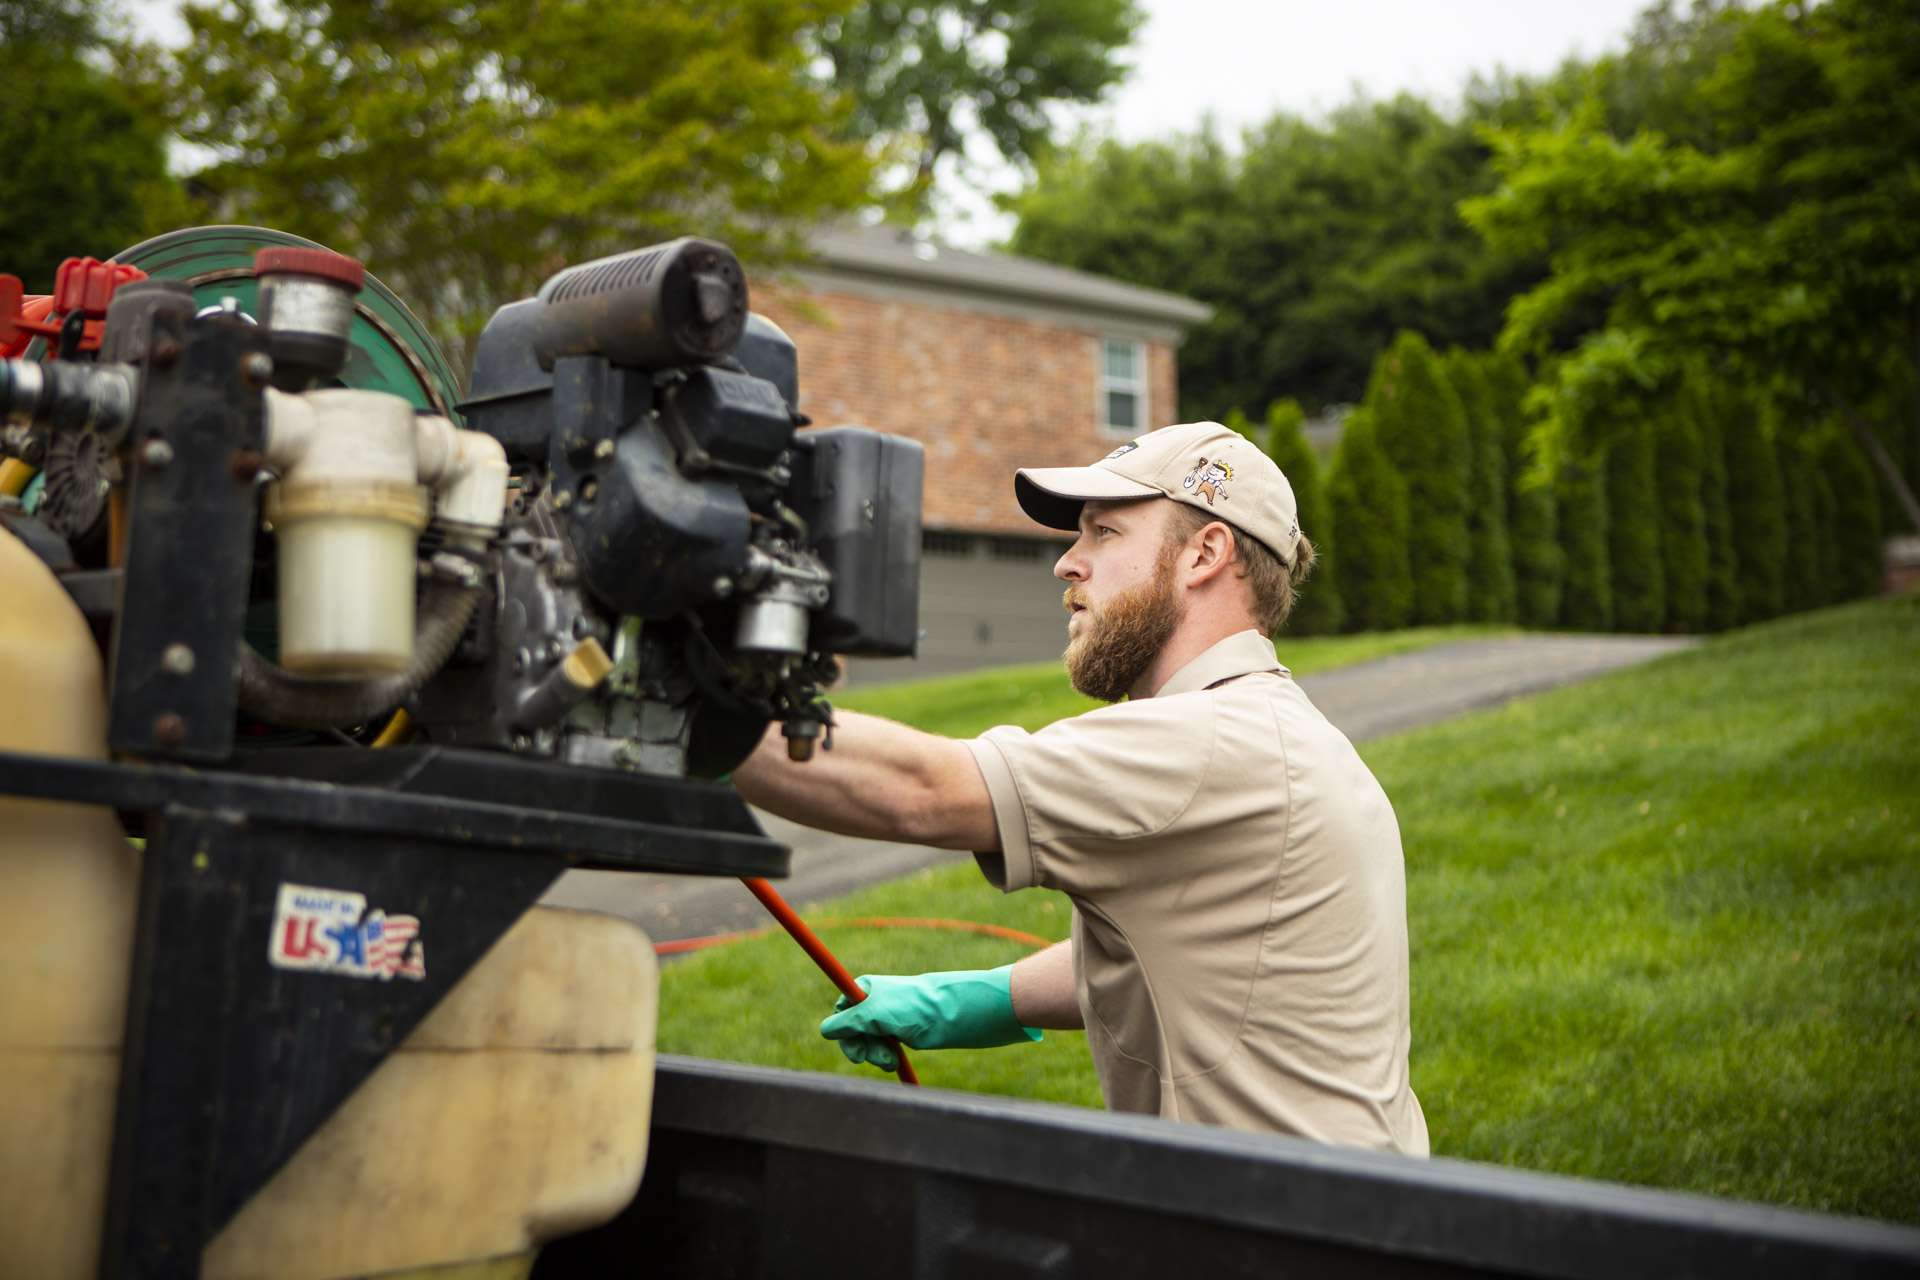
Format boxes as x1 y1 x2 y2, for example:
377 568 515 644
819 0 1141 192
1557 455 1612 632
1822 430 1884 603
1722 398 1788 625
1463 0 1920 532
1606 415 1665 633
1654 399 1710 633
1256 399 1343 635
1008 96 1539 418
1485 352 1562 629
165 0 877 360
1443 349 1517 623
0 0 188 290
1363 332 1471 625
1326 410 1412 633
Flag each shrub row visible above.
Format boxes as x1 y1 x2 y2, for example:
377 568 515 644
1251 335 1891 635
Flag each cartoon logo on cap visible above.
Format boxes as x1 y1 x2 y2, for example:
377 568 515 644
1102 441 1140 461
1182 457 1233 506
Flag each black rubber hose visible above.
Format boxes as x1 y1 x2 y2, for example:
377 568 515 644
234 580 483 730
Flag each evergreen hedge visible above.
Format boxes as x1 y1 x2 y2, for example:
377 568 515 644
1655 402 1711 633
1723 397 1788 625
1362 332 1471 625
1824 429 1884 602
1443 349 1517 624
1258 399 1345 635
1801 433 1842 609
1606 416 1666 632
1486 354 1562 628
1777 414 1823 615
1688 380 1741 631
1557 453 1612 631
1327 409 1413 632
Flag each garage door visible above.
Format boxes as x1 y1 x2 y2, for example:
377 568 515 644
845 531 1072 687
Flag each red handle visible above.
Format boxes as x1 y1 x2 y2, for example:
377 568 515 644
742 877 919 1085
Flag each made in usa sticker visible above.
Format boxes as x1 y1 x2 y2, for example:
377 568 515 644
268 882 425 981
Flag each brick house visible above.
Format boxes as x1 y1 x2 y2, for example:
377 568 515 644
753 225 1212 683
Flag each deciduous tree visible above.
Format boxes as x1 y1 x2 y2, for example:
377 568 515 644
167 0 877 361
0 0 188 290
818 0 1142 195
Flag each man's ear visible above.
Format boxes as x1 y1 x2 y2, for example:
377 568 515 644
1184 521 1237 586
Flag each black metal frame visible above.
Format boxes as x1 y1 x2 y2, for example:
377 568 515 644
0 747 784 1279
4 275 804 1277
538 1057 1920 1280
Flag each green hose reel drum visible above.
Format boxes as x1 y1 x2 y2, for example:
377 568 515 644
107 224 465 419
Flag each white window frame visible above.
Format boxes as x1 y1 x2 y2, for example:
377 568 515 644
1098 337 1148 437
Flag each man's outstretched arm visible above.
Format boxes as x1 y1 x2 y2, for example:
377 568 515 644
731 709 999 852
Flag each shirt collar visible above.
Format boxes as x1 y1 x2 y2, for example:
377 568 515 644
1150 629 1288 699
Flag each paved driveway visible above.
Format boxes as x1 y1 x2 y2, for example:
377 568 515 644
540 632 1698 943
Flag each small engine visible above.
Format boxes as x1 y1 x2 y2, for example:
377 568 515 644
420 236 924 775
0 230 923 777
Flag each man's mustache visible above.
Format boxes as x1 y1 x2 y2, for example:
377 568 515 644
1062 587 1090 614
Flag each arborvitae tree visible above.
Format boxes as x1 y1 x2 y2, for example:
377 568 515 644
1606 416 1666 632
1486 354 1561 628
1776 413 1823 615
1655 400 1710 632
1557 453 1613 631
1326 410 1413 631
1362 332 1471 625
1442 349 1517 624
1801 436 1842 608
1823 428 1884 602
1723 397 1788 624
1688 379 1741 630
1259 399 1345 635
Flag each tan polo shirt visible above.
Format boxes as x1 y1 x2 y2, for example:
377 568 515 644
964 630 1428 1155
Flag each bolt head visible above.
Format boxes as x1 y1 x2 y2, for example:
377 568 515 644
152 713 188 747
712 575 734 598
141 439 174 468
242 352 275 386
552 489 573 510
161 643 196 675
593 438 616 459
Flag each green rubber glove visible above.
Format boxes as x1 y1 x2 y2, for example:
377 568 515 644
819 965 1042 1072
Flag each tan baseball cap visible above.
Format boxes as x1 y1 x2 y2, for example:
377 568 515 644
1015 421 1303 566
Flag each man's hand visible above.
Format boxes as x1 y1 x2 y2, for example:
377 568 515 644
819 965 1042 1072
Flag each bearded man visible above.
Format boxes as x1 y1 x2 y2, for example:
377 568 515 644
732 421 1428 1154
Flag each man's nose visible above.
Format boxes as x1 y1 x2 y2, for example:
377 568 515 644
1054 540 1088 582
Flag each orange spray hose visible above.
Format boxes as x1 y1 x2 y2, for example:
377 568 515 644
742 877 920 1085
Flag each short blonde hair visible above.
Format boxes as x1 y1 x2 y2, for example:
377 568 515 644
1164 503 1317 635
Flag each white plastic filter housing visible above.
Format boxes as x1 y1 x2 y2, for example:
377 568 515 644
268 484 429 675
260 388 507 678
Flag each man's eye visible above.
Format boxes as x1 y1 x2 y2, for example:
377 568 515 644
1096 526 1118 537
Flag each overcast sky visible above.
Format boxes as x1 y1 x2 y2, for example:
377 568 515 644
126 0 1655 241
936 0 1655 241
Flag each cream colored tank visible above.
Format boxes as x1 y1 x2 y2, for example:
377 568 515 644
0 529 661 1279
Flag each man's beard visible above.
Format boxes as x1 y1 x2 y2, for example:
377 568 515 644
1062 554 1184 702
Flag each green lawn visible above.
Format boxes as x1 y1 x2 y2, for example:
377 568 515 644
660 598 1919 1222
835 624 1509 738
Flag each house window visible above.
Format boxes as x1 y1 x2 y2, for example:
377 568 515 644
1099 338 1147 436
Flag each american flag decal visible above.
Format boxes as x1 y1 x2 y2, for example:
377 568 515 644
268 883 427 982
